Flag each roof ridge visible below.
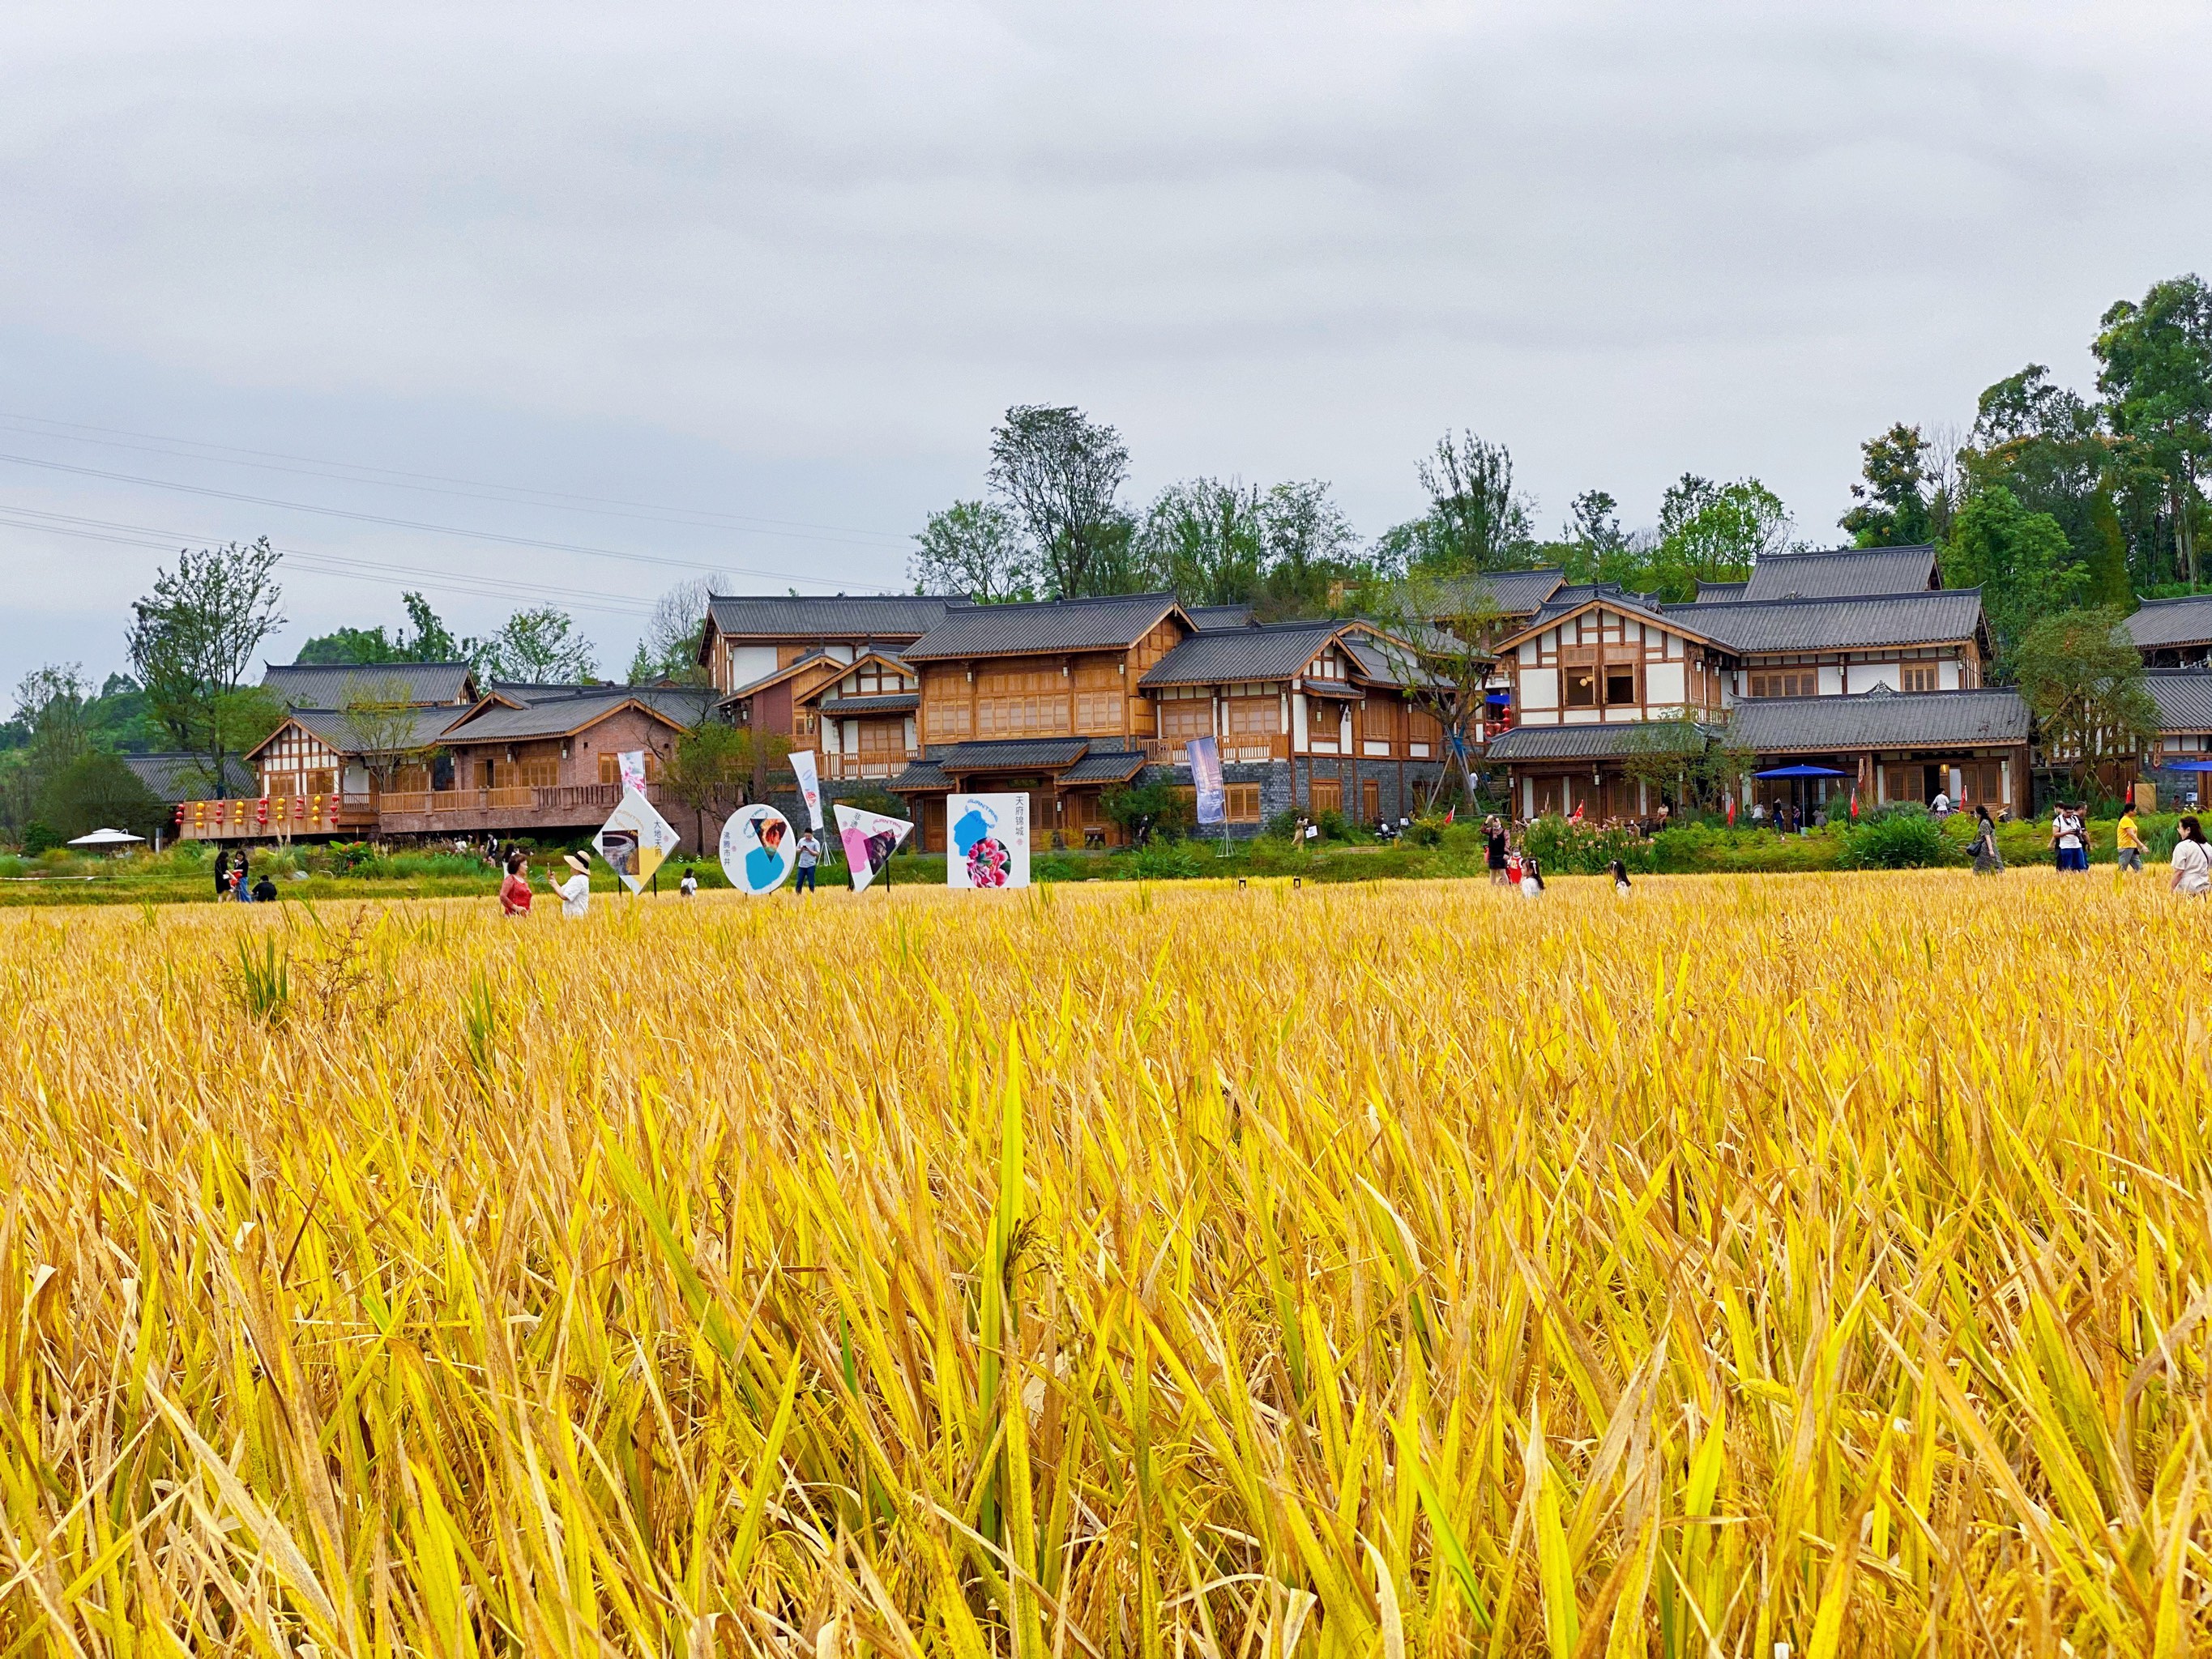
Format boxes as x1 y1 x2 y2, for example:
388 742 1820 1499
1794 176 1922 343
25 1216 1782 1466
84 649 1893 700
1759 544 1937 560
1668 587 1978 610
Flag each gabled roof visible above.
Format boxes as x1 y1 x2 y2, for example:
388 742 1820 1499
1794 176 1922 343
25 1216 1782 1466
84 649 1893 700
1662 590 1984 655
1531 582 1648 626
1187 604 1257 631
903 592 1189 660
1062 749 1148 784
263 660 478 708
724 650 848 701
1695 580 1749 603
442 687 713 744
2124 595 2212 651
1740 544 1941 603
1485 723 1708 762
251 705 462 761
1494 591 1726 655
702 593 964 647
927 738 1095 772
1726 687 2030 753
2146 671 2212 731
794 650 916 708
1140 621 1346 687
817 693 919 716
1410 568 1567 621
124 752 254 800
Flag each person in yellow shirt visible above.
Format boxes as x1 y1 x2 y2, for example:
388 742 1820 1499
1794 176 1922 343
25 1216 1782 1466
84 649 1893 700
2117 803 2146 873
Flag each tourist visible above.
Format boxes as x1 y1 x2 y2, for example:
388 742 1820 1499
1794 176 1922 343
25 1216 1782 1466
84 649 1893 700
1971 806 2002 875
678 865 698 898
2116 803 2146 873
499 853 533 917
1484 816 1509 885
1504 844 1522 888
1610 858 1632 895
1932 788 1951 817
2171 817 2211 897
2052 804 2087 872
1518 853 1545 898
792 828 821 892
211 848 229 901
251 872 277 903
546 850 591 918
233 859 253 902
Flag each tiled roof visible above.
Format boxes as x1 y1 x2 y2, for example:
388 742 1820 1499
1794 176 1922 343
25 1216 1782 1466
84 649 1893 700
443 688 711 743
263 660 476 708
1342 635 1448 690
903 593 1186 659
1187 604 1256 631
817 693 919 715
123 752 254 800
1141 622 1343 686
2124 596 2212 650
2146 671 2212 730
1725 688 2030 752
1661 590 1984 655
888 759 949 792
928 738 1094 771
1696 581 1749 603
725 650 844 699
1484 722 1706 761
704 594 963 641
1740 544 1941 602
1062 749 1148 784
1413 568 1567 619
276 706 463 756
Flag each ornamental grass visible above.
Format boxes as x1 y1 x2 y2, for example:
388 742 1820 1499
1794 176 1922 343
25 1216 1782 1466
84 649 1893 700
0 871 2206 1654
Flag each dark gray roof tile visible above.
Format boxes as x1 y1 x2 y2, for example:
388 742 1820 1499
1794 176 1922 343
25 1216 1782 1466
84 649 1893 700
816 693 919 715
1484 723 1706 761
927 738 1093 770
2125 596 2212 650
124 753 254 800
2146 671 2212 729
263 660 477 707
1141 622 1343 685
1725 688 2029 752
705 594 962 640
1662 590 1984 654
903 593 1185 659
1740 544 1941 602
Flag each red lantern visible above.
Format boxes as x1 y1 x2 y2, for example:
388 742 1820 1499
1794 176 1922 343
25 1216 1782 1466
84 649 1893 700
294 796 305 821
256 798 270 825
173 802 186 825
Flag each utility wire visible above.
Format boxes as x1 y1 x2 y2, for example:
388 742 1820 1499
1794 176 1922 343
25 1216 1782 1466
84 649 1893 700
0 411 914 546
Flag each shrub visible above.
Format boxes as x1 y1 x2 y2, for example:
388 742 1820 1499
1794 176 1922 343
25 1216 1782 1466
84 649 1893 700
1518 814 1656 876
1104 781 1192 843
1838 811 1954 870
1128 842 1207 881
20 822 62 855
326 841 379 873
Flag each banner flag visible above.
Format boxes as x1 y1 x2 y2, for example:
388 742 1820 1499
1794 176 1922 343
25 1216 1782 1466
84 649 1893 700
617 750 648 795
1187 736 1225 826
594 787 681 893
946 792 1029 889
788 748 824 830
834 802 913 893
719 804 796 895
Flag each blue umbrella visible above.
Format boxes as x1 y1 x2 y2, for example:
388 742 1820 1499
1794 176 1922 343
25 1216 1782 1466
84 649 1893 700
1754 764 1849 778
2158 759 2212 771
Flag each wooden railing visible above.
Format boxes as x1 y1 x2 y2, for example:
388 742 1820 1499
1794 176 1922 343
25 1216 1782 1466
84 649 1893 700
823 753 912 780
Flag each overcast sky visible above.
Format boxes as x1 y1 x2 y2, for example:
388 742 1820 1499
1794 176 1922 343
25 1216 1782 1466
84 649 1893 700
2 1 2207 688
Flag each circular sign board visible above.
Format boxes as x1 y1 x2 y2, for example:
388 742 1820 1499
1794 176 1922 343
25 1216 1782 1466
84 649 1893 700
716 804 796 898
720 804 796 896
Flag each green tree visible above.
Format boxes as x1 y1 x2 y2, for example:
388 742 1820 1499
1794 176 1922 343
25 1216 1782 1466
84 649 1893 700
1252 481 1364 618
1403 430 1536 575
987 406 1135 599
1134 479 1266 606
36 751 165 843
1941 484 2084 672
297 591 463 665
2095 275 2212 586
1643 476 1792 602
1840 424 1934 547
910 501 1033 603
124 538 286 794
1961 366 2129 600
1561 489 1633 583
2012 605 2159 795
626 574 727 684
466 607 598 684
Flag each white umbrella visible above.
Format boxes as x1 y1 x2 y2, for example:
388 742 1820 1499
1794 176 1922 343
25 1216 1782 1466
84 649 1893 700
67 827 147 848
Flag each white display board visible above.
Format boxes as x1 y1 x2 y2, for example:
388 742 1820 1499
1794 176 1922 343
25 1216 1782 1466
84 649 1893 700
834 802 913 893
720 804 796 895
946 792 1029 890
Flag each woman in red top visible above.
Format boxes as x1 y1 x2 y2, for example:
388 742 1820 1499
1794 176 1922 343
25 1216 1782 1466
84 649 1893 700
499 852 533 917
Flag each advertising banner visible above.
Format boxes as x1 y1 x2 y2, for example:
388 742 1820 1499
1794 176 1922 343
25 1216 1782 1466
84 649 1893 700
1187 735 1225 827
617 750 649 795
833 802 913 893
719 803 796 895
946 792 1029 890
593 787 681 893
788 748 824 830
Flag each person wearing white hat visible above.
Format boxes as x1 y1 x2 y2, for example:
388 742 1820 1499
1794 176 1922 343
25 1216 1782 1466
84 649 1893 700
545 849 592 918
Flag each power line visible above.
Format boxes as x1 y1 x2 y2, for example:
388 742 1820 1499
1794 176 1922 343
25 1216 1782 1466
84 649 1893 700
0 411 915 547
0 449 903 591
0 504 657 620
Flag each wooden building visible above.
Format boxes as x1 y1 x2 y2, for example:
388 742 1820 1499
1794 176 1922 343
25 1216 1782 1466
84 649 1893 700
798 651 921 781
1727 688 2032 815
2124 595 2212 668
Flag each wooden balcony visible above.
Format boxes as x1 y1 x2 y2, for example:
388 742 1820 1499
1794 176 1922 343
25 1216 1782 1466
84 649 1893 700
177 782 677 841
177 796 373 841
1140 736 1291 765
822 753 912 781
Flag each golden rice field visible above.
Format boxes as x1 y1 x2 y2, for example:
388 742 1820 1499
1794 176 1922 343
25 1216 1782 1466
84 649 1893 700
2 870 2210 1657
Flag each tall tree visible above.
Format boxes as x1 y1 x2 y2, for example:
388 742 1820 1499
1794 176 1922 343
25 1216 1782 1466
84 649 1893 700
466 607 598 684
12 666 96 781
1941 484 2083 674
1561 489 1633 584
338 673 434 800
1253 481 1362 617
2095 275 2212 586
1643 476 1792 602
1840 423 1934 547
910 501 1032 603
1410 430 1535 574
1960 365 2129 600
296 591 461 665
1135 479 1266 606
987 406 1134 599
2012 606 2159 795
125 538 286 791
627 573 729 684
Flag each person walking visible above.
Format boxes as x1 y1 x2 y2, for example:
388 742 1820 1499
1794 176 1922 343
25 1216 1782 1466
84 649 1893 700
2171 816 2212 896
1971 804 2003 875
546 850 591 918
2051 803 2088 873
499 852 533 916
211 848 229 901
2116 803 2146 873
1484 816 1509 885
793 829 822 893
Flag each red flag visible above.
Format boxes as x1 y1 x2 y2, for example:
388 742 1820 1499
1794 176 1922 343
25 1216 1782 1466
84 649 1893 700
1849 787 1860 821
1444 805 1454 825
1726 794 1736 827
1569 802 1584 825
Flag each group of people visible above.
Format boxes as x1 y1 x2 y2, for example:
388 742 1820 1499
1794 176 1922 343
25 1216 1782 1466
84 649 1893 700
210 849 277 903
489 825 826 919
